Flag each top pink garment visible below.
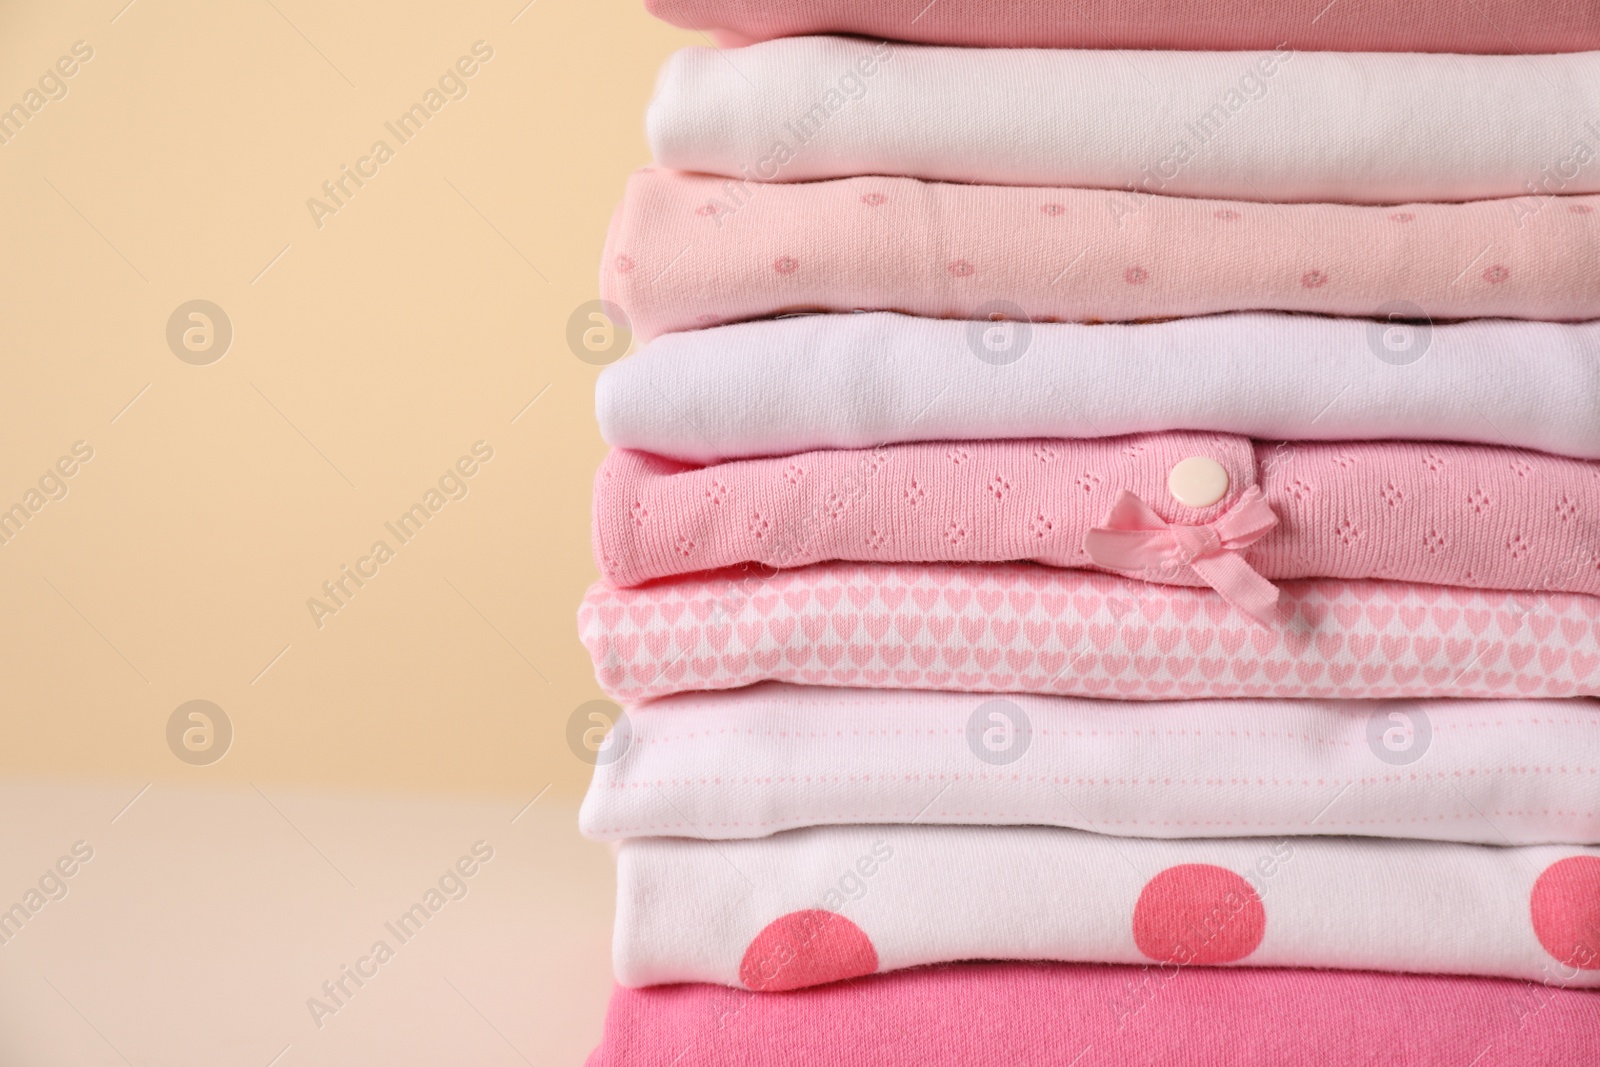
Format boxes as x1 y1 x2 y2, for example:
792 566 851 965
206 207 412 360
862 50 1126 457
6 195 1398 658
646 0 1600 53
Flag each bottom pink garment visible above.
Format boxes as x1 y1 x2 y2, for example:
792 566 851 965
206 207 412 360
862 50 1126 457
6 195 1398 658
588 961 1598 1066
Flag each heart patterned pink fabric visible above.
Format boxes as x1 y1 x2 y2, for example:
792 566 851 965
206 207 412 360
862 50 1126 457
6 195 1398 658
578 562 1600 704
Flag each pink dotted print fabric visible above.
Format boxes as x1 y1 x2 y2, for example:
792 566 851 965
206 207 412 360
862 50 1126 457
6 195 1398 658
644 0 1600 54
613 825 1600 988
588 961 1600 1067
578 684 1600 846
593 433 1600 594
601 170 1600 341
578 562 1600 704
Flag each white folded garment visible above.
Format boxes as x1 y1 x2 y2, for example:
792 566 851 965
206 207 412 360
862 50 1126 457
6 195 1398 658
580 685 1600 846
615 824 1600 988
596 312 1600 464
648 38 1600 204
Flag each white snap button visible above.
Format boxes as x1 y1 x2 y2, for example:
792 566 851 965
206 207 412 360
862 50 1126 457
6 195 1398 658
1168 456 1230 507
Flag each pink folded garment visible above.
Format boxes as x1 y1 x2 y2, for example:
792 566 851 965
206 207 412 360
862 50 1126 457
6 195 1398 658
577 562 1600 704
589 962 1600 1067
614 825 1600 988
602 171 1600 341
594 435 1600 604
580 684 1600 846
645 0 1600 54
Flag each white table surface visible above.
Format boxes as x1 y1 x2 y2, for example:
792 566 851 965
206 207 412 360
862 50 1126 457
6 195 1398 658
0 779 615 1066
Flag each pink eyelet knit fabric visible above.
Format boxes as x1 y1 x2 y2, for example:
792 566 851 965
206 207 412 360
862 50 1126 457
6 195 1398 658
602 171 1600 341
615 825 1600 988
593 434 1600 596
579 684 1600 846
588 962 1600 1067
644 0 1600 54
578 562 1600 704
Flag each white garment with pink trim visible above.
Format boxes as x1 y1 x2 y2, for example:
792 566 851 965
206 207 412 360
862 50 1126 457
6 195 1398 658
579 684 1600 846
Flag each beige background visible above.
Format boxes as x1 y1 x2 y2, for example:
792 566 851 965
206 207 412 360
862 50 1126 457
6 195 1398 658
0 1 695 1062
0 0 692 799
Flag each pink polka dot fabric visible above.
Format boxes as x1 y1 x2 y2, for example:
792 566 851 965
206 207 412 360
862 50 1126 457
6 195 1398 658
645 0 1600 54
737 908 877 991
1531 857 1600 969
613 825 1600 988
1133 864 1265 964
578 562 1600 704
593 433 1600 595
588 961 1600 1067
602 170 1600 341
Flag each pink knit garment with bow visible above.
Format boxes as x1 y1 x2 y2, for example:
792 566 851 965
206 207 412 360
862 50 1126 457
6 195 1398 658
1083 487 1280 621
593 433 1600 601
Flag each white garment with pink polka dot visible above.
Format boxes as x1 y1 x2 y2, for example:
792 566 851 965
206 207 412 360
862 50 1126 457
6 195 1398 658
614 824 1600 990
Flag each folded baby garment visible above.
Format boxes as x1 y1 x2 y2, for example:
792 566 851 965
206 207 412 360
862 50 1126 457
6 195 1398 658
645 0 1600 54
580 684 1600 846
589 961 1600 1067
579 562 1600 703
615 825 1600 988
648 38 1600 203
597 313 1600 465
603 172 1600 340
594 433 1600 597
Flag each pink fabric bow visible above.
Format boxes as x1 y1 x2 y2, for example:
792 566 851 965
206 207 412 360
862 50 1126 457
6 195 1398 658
1082 487 1281 625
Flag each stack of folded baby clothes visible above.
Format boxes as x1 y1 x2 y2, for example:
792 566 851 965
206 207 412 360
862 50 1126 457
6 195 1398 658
580 4 1600 1062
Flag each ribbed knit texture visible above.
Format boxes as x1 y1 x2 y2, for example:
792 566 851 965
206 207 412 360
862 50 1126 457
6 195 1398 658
602 171 1600 341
